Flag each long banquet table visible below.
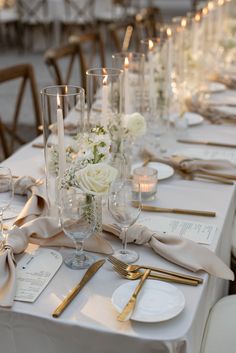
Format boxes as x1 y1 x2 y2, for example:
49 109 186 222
1 121 236 353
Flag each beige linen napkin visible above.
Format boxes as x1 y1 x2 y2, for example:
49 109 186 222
141 147 236 179
0 176 113 307
186 94 236 124
103 224 234 280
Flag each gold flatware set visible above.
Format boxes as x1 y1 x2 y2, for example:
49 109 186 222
132 201 216 217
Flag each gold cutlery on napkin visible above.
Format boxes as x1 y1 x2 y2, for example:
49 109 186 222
52 259 105 318
177 139 236 148
112 264 199 286
132 202 216 217
108 255 203 284
117 269 151 321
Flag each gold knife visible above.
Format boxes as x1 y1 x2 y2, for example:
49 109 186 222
52 259 105 318
177 139 236 148
132 202 216 217
117 269 151 322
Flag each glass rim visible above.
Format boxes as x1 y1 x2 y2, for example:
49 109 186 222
40 85 85 97
140 37 163 45
86 67 123 77
133 166 158 177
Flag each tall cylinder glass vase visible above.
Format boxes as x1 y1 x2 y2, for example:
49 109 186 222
40 85 85 216
86 68 123 130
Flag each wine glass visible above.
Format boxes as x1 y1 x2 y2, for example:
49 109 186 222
108 179 142 263
60 188 96 270
0 166 14 243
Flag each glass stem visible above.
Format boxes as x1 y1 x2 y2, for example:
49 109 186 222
0 210 3 242
75 240 83 258
122 227 129 253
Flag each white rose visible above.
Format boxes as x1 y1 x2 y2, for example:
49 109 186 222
124 112 147 137
74 163 117 195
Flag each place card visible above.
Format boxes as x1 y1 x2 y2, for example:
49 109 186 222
173 148 236 164
15 247 63 303
139 215 217 245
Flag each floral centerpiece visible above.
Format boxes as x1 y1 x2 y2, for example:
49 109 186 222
108 112 147 176
49 126 117 236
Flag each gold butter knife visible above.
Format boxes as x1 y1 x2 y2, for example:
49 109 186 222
132 202 216 217
52 259 105 318
177 139 236 148
117 269 151 322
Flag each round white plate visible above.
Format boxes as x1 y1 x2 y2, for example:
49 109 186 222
112 280 185 323
132 162 174 181
170 112 204 126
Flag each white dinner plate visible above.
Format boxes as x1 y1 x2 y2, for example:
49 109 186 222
170 112 204 126
112 280 185 323
132 162 174 181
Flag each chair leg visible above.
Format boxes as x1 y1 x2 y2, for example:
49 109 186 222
229 254 236 294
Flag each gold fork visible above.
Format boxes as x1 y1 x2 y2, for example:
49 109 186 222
111 264 199 286
108 255 203 284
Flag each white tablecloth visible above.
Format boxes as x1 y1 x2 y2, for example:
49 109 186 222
1 122 236 353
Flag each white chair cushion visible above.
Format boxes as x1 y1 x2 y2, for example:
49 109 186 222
201 295 236 353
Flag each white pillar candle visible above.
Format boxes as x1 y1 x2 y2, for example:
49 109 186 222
124 57 132 114
166 28 173 94
193 13 200 55
56 94 66 180
148 40 156 114
101 74 108 127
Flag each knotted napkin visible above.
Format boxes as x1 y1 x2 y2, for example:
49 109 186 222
0 176 113 307
186 94 236 124
103 224 234 280
141 146 236 180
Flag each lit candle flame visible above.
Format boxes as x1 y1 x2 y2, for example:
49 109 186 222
195 13 201 22
57 94 61 108
181 18 187 28
202 7 208 15
167 28 172 37
124 57 129 69
103 75 108 85
208 1 214 10
148 39 154 50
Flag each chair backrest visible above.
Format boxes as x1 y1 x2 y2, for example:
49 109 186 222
0 63 41 154
63 0 95 23
45 31 105 90
44 42 80 86
69 31 106 89
17 0 50 23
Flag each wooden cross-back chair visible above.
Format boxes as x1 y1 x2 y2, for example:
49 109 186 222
44 42 80 86
17 0 52 50
45 31 105 90
69 31 105 89
0 63 41 155
61 0 96 41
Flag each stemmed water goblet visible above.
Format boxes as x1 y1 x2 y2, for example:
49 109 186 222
60 188 96 270
108 179 142 263
0 166 14 244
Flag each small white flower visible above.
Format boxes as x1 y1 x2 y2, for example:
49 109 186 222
123 112 147 137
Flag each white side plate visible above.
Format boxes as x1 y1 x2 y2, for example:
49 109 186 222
112 280 185 323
